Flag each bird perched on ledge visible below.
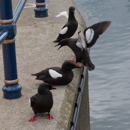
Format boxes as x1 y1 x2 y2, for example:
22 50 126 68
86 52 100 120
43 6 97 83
31 61 81 86
53 6 78 42
55 21 111 70
29 83 55 121
55 31 95 71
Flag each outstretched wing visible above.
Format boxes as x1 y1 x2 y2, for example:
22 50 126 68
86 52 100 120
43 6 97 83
89 21 111 35
84 21 111 48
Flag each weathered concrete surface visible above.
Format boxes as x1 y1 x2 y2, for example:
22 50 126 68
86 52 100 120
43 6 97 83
0 0 89 130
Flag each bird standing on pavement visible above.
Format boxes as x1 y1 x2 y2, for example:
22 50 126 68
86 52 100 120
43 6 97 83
53 6 78 42
29 83 55 121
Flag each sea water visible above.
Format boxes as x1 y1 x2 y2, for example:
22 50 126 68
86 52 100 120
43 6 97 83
73 0 130 130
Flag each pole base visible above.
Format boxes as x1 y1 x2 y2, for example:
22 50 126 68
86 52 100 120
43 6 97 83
34 6 48 18
2 83 22 99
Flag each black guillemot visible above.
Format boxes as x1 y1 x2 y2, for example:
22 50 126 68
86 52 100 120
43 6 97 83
53 6 78 42
31 61 81 86
29 83 55 121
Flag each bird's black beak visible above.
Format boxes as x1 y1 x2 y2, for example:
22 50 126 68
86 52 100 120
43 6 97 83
71 63 82 69
54 44 62 50
75 65 81 68
54 44 59 47
50 86 57 90
57 45 62 50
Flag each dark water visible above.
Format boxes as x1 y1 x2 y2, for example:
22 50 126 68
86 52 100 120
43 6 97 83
73 0 130 130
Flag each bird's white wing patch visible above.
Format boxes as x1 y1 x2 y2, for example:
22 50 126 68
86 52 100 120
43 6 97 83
49 69 62 79
76 41 83 49
85 28 94 43
60 27 68 35
79 31 86 49
76 31 86 50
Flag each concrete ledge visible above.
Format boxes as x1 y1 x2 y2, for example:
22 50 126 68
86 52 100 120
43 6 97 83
0 0 89 130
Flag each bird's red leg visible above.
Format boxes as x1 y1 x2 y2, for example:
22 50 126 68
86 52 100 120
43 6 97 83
65 59 84 67
47 112 53 119
65 59 77 63
77 62 84 67
29 114 37 121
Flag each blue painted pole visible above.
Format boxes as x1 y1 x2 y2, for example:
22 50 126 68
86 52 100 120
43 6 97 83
34 0 48 17
0 0 22 99
0 0 13 20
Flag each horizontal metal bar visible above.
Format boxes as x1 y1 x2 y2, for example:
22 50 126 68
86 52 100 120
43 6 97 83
13 0 27 23
0 28 10 45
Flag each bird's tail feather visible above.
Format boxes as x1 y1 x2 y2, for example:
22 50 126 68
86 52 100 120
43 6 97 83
31 70 45 77
31 74 37 76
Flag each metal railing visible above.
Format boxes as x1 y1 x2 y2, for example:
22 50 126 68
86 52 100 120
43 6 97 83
70 66 88 130
13 0 27 23
0 0 27 99
0 0 48 99
70 48 90 130
34 0 48 17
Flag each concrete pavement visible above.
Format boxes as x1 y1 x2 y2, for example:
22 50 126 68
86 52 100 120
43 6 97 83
0 0 87 129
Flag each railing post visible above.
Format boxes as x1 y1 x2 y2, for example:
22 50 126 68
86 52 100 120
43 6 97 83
0 0 22 99
34 0 48 17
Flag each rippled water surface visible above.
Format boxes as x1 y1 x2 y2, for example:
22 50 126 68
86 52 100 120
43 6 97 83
73 0 130 130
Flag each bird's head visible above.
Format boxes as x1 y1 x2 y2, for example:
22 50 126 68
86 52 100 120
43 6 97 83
38 83 56 95
62 61 81 71
69 6 75 14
